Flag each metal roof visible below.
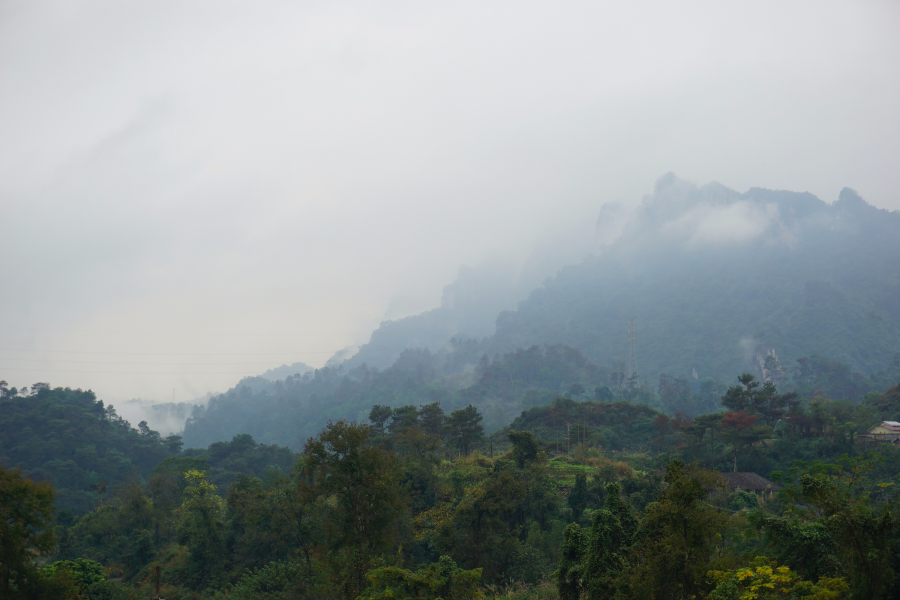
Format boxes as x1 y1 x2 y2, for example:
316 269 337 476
719 472 781 491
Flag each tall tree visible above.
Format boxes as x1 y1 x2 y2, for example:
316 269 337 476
0 466 56 599
777 458 899 599
368 405 393 437
622 462 728 600
584 482 636 600
446 405 484 456
553 523 586 600
719 411 768 472
177 469 226 590
417 402 445 437
302 420 406 598
507 430 540 469
754 381 799 426
721 373 760 413
567 473 589 522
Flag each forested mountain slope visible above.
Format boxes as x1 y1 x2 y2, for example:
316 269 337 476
175 176 900 450
350 175 900 384
485 176 900 382
341 263 528 370
182 342 608 449
0 385 182 514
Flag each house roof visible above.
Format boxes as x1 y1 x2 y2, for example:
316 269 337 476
719 472 781 491
881 421 900 431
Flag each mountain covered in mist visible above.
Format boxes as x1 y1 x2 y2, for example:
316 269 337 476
180 175 900 449
183 342 610 448
349 174 900 383
259 361 314 381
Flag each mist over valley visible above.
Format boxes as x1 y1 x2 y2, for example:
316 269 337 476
3 3 900 599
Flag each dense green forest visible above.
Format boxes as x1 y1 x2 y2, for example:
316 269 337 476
0 384 182 515
3 373 900 599
347 178 900 384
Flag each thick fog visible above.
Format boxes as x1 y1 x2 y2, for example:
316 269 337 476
1 1 899 406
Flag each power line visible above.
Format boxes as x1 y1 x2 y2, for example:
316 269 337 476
0 367 301 375
0 349 351 356
0 357 329 365
0 343 455 356
0 327 364 336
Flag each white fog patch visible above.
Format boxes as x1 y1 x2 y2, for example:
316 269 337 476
738 336 759 366
689 201 778 244
655 200 776 245
596 202 633 248
116 397 207 436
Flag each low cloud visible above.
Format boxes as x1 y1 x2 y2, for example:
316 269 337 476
687 201 778 245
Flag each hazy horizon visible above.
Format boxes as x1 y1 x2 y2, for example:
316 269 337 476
2 1 899 404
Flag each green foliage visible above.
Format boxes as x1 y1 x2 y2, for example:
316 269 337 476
620 462 730 600
175 469 226 589
43 558 105 587
10 364 900 600
552 524 585 600
359 555 484 600
708 557 850 600
567 474 588 521
58 483 166 575
0 386 175 514
183 344 608 449
42 559 126 600
302 420 407 598
767 457 900 599
866 381 900 421
447 406 485 456
216 559 321 600
754 517 841 582
225 471 317 578
427 449 563 585
0 466 56 599
174 433 296 493
508 430 540 469
506 398 659 452
583 482 636 600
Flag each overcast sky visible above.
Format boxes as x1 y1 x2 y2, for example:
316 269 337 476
1 0 898 405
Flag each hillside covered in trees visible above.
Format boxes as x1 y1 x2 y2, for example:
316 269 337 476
182 334 900 451
182 343 608 449
4 374 900 599
0 384 182 515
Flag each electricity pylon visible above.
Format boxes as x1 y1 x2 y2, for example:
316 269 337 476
626 318 638 386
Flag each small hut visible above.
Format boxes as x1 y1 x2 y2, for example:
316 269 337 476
719 472 780 499
858 421 900 444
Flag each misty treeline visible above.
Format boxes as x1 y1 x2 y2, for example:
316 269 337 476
7 344 897 519
181 336 900 451
3 374 900 599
